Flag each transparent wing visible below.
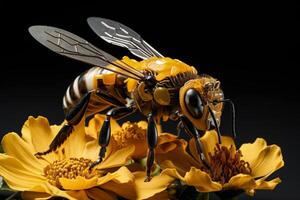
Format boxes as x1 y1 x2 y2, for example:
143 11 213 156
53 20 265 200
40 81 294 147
87 17 163 59
28 25 144 80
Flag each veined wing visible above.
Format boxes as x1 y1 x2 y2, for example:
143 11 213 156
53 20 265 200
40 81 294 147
87 17 163 60
28 25 144 80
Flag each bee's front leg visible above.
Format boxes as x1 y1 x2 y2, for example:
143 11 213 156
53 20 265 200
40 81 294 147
180 116 211 170
145 112 158 182
89 106 134 170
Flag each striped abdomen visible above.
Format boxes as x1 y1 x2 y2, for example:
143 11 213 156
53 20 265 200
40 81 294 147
63 67 128 117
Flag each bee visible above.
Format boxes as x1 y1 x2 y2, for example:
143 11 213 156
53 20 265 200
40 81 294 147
29 17 236 181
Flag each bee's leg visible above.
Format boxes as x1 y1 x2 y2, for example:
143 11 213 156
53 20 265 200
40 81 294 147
176 120 185 138
145 112 158 182
89 106 134 170
35 93 91 157
180 116 210 170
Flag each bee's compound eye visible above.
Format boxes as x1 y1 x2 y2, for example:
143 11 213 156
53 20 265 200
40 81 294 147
184 89 204 118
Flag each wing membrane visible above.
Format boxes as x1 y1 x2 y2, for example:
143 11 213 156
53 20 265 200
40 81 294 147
29 25 143 80
87 17 163 59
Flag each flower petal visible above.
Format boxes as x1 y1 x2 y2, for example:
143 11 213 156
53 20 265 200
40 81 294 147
0 154 46 191
248 144 284 178
156 139 200 175
86 188 117 200
97 145 135 169
82 140 100 161
223 174 256 190
189 133 236 164
239 138 267 167
97 167 134 185
255 177 281 190
21 116 56 153
22 191 51 200
86 114 121 139
26 182 89 200
134 170 175 200
63 119 88 158
59 176 98 190
21 116 60 162
100 179 136 200
1 132 46 173
184 167 222 192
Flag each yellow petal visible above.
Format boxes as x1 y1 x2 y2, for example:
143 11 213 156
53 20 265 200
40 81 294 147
156 136 200 175
134 170 175 200
101 178 136 200
0 154 46 191
21 116 56 153
63 119 88 158
26 182 89 200
145 191 170 200
97 145 135 169
82 140 100 161
97 166 134 185
189 133 236 163
86 114 106 139
59 176 98 190
223 174 256 190
86 188 117 200
184 167 222 192
21 116 60 162
156 133 187 154
86 114 121 139
157 147 200 176
248 144 284 178
22 191 51 200
1 132 46 173
199 131 219 161
239 138 267 167
255 177 281 190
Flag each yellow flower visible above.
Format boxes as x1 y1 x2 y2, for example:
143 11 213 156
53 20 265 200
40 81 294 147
156 131 284 196
0 116 174 200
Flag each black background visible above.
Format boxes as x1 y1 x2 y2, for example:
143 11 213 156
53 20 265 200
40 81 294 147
0 1 298 200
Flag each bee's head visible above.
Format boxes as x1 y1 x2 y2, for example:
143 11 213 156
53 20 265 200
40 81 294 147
179 75 224 131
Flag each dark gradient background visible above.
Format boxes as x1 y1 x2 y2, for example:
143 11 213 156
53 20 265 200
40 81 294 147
0 2 298 200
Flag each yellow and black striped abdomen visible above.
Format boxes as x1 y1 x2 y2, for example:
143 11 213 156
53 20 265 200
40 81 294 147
63 66 128 117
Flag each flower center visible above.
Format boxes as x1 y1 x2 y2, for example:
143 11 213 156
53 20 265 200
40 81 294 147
113 121 146 148
44 157 99 189
203 144 252 185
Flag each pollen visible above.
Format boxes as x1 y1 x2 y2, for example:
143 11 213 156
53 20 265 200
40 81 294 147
113 121 147 148
44 157 100 189
203 144 252 185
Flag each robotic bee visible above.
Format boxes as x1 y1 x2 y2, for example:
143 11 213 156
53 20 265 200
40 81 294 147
29 17 236 181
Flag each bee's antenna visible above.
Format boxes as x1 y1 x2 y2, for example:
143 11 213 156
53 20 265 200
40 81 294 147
214 99 237 139
208 105 222 144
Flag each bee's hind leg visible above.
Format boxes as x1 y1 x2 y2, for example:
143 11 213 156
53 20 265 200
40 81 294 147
89 106 134 170
35 93 91 157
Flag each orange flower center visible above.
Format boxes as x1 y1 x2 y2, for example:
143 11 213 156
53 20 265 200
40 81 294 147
203 144 252 185
113 121 146 148
44 157 100 189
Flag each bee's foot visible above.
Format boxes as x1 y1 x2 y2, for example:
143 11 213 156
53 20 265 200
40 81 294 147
34 149 51 158
144 176 152 182
89 159 101 171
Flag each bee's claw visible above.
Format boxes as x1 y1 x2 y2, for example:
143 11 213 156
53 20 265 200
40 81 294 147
34 149 51 158
144 176 152 182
